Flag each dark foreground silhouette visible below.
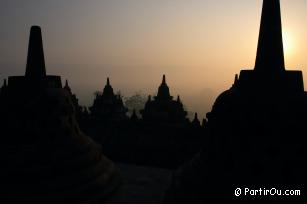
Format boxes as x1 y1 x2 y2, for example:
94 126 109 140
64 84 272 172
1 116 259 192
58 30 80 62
1 0 307 203
0 26 120 203
165 0 307 202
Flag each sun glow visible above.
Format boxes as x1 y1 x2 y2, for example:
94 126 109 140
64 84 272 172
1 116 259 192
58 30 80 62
283 30 295 59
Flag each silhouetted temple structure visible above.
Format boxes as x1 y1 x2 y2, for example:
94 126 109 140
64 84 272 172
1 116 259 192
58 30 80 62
0 26 120 203
90 78 128 122
82 75 203 169
191 113 201 128
141 75 188 124
63 79 85 118
166 0 307 202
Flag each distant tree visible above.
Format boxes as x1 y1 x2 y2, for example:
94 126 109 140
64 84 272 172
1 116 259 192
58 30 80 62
116 90 122 97
124 92 147 117
94 91 102 97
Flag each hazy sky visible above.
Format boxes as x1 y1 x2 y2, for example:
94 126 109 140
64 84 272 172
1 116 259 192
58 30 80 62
1 0 307 118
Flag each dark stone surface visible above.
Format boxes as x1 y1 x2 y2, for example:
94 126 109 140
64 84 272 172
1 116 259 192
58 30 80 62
105 163 172 204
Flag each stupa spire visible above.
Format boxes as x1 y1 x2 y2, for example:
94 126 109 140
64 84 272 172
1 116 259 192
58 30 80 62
64 79 72 93
192 112 201 127
156 75 172 100
25 26 46 79
255 0 285 72
103 77 114 96
177 95 181 103
194 113 198 120
162 75 166 84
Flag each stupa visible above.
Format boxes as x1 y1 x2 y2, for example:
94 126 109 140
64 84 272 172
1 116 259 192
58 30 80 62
90 78 128 122
63 79 85 118
165 0 307 202
140 75 188 124
0 26 121 203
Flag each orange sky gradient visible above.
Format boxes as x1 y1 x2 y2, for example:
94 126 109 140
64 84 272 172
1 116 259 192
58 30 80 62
1 0 307 119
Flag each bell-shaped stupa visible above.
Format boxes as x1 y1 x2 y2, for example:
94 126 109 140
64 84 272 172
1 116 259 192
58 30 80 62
0 26 121 203
165 0 307 202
